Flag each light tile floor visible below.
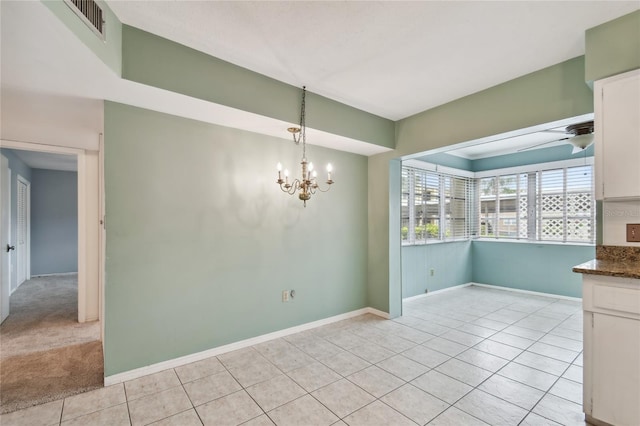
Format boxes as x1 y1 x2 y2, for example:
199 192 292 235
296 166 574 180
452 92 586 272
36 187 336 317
0 286 586 426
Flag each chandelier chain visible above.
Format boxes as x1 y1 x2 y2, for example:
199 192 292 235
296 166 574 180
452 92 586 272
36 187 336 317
300 86 306 159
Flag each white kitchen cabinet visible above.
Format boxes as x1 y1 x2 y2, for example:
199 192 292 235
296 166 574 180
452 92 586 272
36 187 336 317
594 69 640 200
582 274 640 426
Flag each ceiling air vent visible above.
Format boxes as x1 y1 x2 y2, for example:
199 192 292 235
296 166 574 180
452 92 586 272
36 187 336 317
65 0 105 40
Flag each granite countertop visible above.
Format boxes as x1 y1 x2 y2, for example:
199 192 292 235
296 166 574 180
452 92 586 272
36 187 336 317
573 246 640 280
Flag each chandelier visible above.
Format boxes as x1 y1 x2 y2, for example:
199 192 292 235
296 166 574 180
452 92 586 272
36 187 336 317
276 86 334 207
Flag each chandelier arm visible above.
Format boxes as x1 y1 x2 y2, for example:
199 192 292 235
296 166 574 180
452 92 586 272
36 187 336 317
280 179 302 195
314 185 333 193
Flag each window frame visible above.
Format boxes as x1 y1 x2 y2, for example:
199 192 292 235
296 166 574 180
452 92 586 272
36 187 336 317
402 157 595 246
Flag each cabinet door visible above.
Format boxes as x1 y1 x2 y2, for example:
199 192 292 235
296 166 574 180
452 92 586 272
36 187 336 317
601 72 640 199
592 313 640 426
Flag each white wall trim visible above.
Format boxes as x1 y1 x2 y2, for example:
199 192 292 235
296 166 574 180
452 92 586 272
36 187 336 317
402 283 473 302
469 282 582 302
105 306 389 386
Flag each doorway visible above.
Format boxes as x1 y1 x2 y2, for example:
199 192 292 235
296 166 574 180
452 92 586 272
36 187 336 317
0 140 103 413
0 141 100 323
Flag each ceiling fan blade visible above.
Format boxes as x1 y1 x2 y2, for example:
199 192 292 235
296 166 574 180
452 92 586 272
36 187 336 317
517 137 569 152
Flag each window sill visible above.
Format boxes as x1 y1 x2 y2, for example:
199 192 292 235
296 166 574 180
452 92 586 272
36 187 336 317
473 238 595 247
402 239 471 247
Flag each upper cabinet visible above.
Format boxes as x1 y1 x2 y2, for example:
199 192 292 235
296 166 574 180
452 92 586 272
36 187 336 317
594 69 640 200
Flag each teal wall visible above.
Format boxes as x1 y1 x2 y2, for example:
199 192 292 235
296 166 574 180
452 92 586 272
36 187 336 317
418 152 473 171
586 10 640 82
472 144 594 172
472 241 595 298
104 102 369 375
43 0 122 75
121 26 394 150
402 241 472 298
401 240 592 299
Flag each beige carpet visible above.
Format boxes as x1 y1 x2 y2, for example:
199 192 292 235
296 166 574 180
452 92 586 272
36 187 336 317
0 275 103 414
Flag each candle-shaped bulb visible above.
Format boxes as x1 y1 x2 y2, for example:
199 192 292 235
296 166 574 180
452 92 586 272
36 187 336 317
308 162 314 172
312 170 317 178
277 162 282 171
326 163 333 173
284 169 289 177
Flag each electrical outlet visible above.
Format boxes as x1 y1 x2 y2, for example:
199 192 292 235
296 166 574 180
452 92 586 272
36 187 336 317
627 224 640 242
282 290 289 302
430 268 435 276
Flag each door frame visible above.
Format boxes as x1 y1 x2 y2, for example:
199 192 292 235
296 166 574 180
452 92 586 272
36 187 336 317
1 155 11 323
16 174 31 288
0 139 100 323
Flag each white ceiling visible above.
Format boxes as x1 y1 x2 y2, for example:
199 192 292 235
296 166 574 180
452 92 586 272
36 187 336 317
108 1 639 120
9 150 77 172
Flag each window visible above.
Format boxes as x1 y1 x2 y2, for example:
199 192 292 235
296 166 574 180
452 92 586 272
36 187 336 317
480 165 594 243
402 161 595 245
401 167 473 244
538 165 594 243
479 173 530 239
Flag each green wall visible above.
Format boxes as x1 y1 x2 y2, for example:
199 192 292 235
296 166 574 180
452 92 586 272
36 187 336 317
402 241 472 298
121 26 394 150
395 57 594 157
369 56 595 316
472 241 594 298
104 102 369 375
586 10 640 82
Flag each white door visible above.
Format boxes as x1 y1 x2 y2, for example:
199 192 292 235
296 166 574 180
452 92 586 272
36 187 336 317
16 176 29 287
1 155 11 323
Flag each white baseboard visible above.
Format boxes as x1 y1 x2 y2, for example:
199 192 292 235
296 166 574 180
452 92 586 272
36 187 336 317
403 283 473 302
366 307 390 319
105 306 388 386
469 282 582 302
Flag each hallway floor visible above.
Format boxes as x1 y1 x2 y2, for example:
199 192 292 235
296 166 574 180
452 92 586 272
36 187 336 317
0 275 102 413
0 285 584 425
0 274 100 358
